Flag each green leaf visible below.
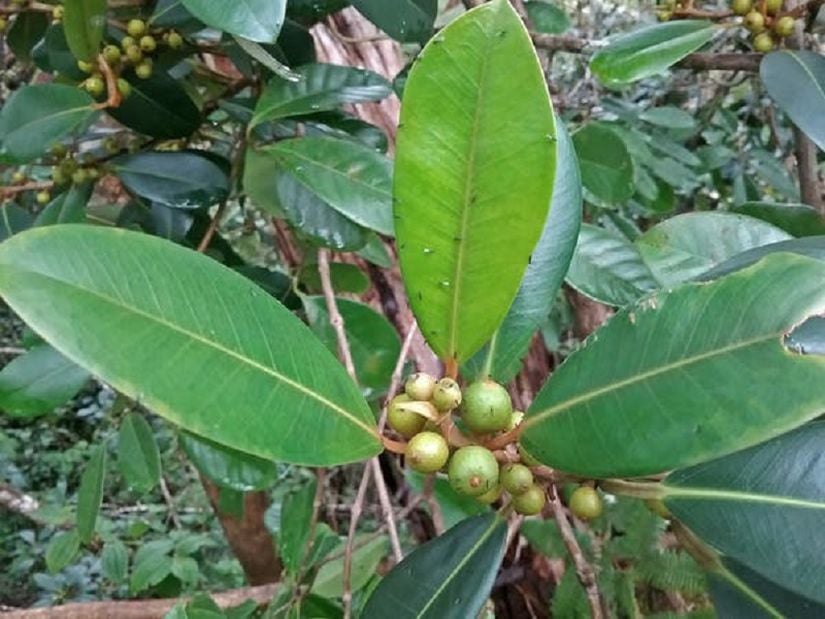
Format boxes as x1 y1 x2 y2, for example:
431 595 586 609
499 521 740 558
394 0 556 363
32 24 86 80
312 535 389 598
573 122 634 204
760 51 825 152
117 413 161 494
279 478 317 574
251 137 393 236
521 253 825 477
362 513 507 619
113 152 230 209
732 202 825 237
244 147 368 251
101 539 129 584
182 0 285 43
171 556 201 585
304 296 401 400
6 11 49 62
251 63 392 127
699 236 825 281
179 432 278 491
639 106 697 130
0 84 95 163
351 0 436 43
76 444 106 543
63 0 106 61
45 529 81 573
590 21 717 87
0 205 34 241
406 470 489 530
34 182 93 226
636 212 791 288
358 233 393 268
525 1 570 34
565 223 657 307
0 345 89 418
108 72 201 139
0 225 381 466
130 540 173 594
299 262 370 295
665 422 825 605
466 121 582 382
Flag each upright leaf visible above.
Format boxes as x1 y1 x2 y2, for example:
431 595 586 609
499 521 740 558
665 422 825 605
101 539 129 584
394 0 556 363
76 445 106 543
182 0 286 43
521 254 825 477
117 413 161 494
573 122 634 204
279 478 317 573
362 513 507 619
760 51 825 152
63 0 106 61
0 226 381 466
179 432 278 491
351 0 437 44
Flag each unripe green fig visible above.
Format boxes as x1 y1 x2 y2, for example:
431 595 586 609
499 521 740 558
167 31 184 49
753 31 775 52
460 379 512 434
139 35 156 52
52 5 64 21
731 0 752 15
0 18 7 33
125 45 143 63
135 59 153 79
448 446 499 497
11 171 26 184
83 76 105 97
432 378 461 411
744 10 765 32
512 485 546 515
71 168 88 184
36 191 51 205
121 35 136 50
404 372 436 401
500 463 533 495
773 15 795 37
127 18 146 37
406 431 449 473
387 394 426 439
103 44 121 64
765 0 783 14
77 59 94 73
475 484 503 505
117 78 132 98
569 486 603 520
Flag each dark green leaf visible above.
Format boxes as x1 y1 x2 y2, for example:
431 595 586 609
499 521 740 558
522 253 825 477
0 84 95 163
45 529 81 573
0 226 381 466
525 1 570 34
32 24 86 79
76 445 106 543
0 205 34 241
699 236 825 281
279 478 317 573
108 72 201 139
150 0 201 29
351 0 436 44
590 21 717 87
182 0 286 43
395 0 556 363
299 262 370 295
639 106 697 130
179 432 278 491
130 540 173 594
732 202 825 237
760 51 825 152
357 233 393 268
117 413 161 494
287 0 348 25
573 122 634 204
362 513 507 619
6 11 49 62
63 0 106 61
34 182 92 226
0 345 90 418
101 539 129 584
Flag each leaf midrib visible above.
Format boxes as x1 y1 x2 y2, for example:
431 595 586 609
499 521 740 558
665 485 825 510
8 106 90 144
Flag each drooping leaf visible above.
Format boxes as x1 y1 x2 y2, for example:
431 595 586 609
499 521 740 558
665 422 825 605
101 539 129 584
45 529 81 573
0 225 381 466
362 513 507 619
525 1 570 34
76 444 106 543
34 182 93 226
351 0 437 44
590 21 717 87
521 253 825 477
179 432 278 491
636 212 791 288
394 0 556 363
573 122 634 204
251 138 393 236
760 51 825 152
466 121 581 381
251 64 392 127
279 478 317 574
6 11 49 62
0 84 95 162
565 223 657 307
312 535 389 598
732 202 825 237
108 72 201 139
63 0 106 61
182 0 286 43
113 152 230 209
117 413 161 494
0 345 90 418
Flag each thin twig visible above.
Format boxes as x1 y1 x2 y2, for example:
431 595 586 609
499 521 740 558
1 181 53 199
159 477 182 529
317 249 357 378
342 463 372 619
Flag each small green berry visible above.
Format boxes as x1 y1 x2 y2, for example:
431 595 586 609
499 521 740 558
36 191 51 205
52 5 64 21
569 486 603 521
405 431 449 474
83 76 105 97
103 44 121 64
71 168 88 184
387 394 426 439
405 372 436 401
731 0 752 16
135 58 153 79
86 167 100 180
11 171 26 184
765 0 783 14
126 18 146 37
0 18 7 33
77 59 94 73
753 31 775 52
432 378 462 412
50 143 68 158
120 35 136 49
117 78 132 98
744 10 765 32
139 34 156 52
448 446 499 497
500 463 533 496
125 44 143 63
460 379 512 434
512 485 546 516
773 15 795 37
167 30 183 49
51 167 68 185
103 137 119 153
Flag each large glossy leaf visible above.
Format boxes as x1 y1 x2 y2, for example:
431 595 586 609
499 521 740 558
251 64 392 128
590 21 717 87
0 345 90 418
565 223 657 307
573 122 634 204
665 422 825 605
117 413 161 494
394 0 556 363
699 237 825 281
113 152 230 209
252 138 393 236
732 202 825 237
0 225 381 466
63 0 106 61
178 432 278 491
760 51 825 152
362 513 507 619
351 0 436 44
182 0 286 43
0 84 95 162
636 212 791 288
244 148 368 250
76 445 106 543
466 121 581 381
108 72 201 139
521 253 825 477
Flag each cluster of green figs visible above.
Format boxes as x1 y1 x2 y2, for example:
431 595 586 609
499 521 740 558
387 373 603 519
